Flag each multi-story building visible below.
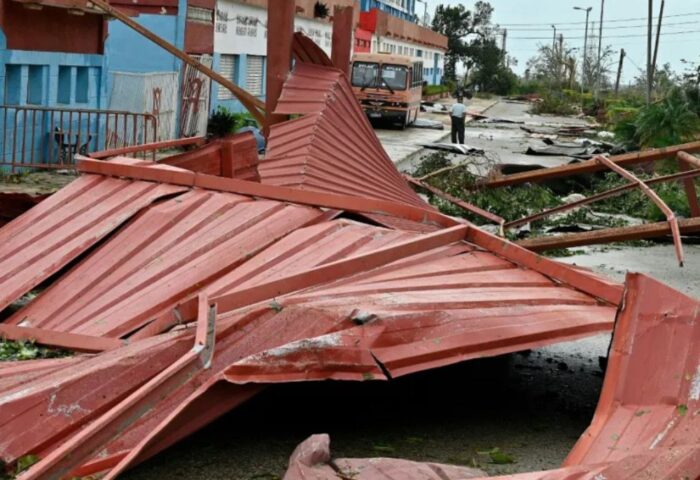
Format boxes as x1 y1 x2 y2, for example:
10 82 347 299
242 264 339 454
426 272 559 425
356 7 445 86
0 0 218 170
211 0 357 114
211 0 446 114
360 0 415 22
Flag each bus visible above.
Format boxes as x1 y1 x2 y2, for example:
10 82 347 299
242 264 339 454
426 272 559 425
350 53 423 128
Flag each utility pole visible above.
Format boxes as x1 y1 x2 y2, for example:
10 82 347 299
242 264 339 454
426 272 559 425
574 6 593 93
501 29 509 67
615 48 625 94
559 34 565 82
595 0 605 97
647 0 653 104
551 25 557 84
651 0 665 92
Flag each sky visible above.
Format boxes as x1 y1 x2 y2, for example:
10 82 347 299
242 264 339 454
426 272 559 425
422 0 700 84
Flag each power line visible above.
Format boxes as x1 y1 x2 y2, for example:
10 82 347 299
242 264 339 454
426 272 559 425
498 11 700 26
503 20 698 32
510 28 700 40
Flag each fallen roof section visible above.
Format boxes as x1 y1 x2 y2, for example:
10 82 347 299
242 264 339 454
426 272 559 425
281 273 700 480
0 174 186 313
260 62 426 207
0 33 693 480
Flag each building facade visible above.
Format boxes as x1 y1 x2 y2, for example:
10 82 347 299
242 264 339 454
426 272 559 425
360 0 416 22
0 0 217 170
211 0 446 114
356 8 445 86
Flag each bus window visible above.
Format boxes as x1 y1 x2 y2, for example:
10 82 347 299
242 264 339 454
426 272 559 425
351 62 379 89
381 64 408 91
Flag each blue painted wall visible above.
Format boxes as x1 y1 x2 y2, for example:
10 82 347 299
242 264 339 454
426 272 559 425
0 9 186 169
104 15 182 74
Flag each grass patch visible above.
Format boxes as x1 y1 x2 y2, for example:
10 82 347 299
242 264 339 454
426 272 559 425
0 339 72 362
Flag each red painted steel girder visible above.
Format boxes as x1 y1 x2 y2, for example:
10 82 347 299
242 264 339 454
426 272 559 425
594 154 685 266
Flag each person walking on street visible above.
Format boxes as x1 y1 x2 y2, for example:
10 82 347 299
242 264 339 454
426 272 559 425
450 96 467 144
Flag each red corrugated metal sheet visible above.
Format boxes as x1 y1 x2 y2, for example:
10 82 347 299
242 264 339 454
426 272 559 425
292 31 335 67
0 174 186 313
260 62 426 208
281 273 700 480
1 33 694 480
7 189 321 338
0 213 619 478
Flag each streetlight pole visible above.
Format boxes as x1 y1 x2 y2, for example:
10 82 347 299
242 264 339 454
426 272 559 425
596 0 605 96
415 0 428 27
574 6 592 93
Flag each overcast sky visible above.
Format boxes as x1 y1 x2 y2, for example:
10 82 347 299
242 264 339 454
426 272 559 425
422 0 700 84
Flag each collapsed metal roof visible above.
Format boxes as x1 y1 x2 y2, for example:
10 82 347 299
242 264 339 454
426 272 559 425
0 33 697 480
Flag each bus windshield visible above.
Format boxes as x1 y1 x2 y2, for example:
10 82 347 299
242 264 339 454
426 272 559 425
380 64 408 91
351 62 379 89
351 62 408 91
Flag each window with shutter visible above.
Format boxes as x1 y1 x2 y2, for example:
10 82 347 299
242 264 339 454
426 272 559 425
246 55 264 96
217 55 238 100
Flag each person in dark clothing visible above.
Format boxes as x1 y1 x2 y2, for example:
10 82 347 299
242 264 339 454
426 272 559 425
450 96 466 144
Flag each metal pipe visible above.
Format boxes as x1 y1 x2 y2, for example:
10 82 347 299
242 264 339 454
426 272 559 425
594 154 684 266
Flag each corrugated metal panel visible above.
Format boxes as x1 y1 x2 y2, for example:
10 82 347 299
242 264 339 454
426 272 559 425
0 174 187 313
260 62 427 208
291 31 334 67
7 189 322 338
283 273 700 480
0 218 620 478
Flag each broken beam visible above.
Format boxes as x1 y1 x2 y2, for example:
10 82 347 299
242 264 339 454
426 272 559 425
517 217 700 251
0 324 124 353
404 175 504 226
677 151 700 217
505 167 700 230
482 140 700 189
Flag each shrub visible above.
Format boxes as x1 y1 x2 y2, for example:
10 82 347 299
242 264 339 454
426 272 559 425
531 90 577 115
207 107 258 138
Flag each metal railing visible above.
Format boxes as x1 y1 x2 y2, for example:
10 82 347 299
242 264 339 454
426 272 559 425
0 105 158 172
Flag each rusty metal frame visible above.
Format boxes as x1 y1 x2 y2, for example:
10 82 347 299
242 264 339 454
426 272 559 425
404 174 505 229
76 156 459 228
677 151 700 217
482 140 700 189
89 136 206 160
0 324 124 353
517 216 700 251
594 154 684 265
505 163 700 230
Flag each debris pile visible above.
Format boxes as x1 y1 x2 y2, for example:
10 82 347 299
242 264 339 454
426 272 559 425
0 32 698 480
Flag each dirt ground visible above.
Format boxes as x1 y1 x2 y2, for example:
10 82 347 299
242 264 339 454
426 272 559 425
0 171 77 195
